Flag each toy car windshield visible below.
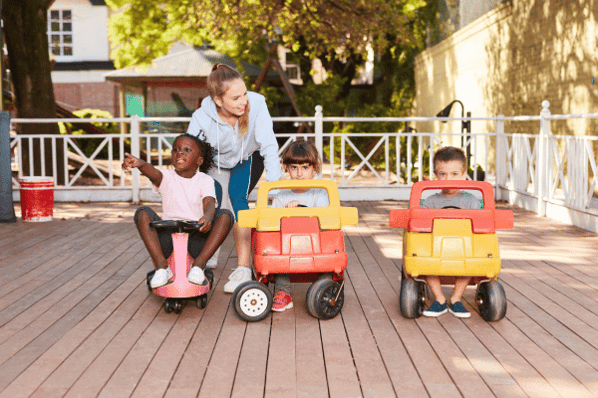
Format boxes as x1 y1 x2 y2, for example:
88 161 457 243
390 180 513 233
238 179 358 231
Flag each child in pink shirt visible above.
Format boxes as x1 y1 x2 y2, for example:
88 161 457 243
122 134 233 288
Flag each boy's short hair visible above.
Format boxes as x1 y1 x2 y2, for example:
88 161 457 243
433 146 467 172
280 140 322 174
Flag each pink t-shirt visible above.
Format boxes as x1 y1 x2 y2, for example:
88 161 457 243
153 169 216 221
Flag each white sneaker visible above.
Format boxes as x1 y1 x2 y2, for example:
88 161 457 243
223 267 252 293
188 266 207 285
150 268 173 288
206 249 219 269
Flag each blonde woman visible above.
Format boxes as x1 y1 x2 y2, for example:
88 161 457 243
187 63 282 293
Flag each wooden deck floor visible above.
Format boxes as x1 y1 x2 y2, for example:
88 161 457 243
1 201 598 398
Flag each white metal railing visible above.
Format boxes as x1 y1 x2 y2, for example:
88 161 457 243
8 101 598 232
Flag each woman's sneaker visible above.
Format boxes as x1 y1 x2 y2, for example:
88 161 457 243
150 267 173 288
423 301 448 317
271 291 293 312
188 266 207 285
223 267 252 293
449 301 471 318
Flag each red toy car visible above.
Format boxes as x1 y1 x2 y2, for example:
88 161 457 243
234 179 358 321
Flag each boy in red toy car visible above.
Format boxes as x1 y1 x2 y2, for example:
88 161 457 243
421 146 480 318
269 140 329 312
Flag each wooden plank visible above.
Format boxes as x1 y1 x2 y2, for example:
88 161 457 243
195 295 247 398
264 305 296 398
0 226 140 341
319 314 363 398
293 283 329 398
500 267 598 362
344 209 449 398
0 201 598 398
95 303 179 397
163 238 236 398
132 238 236 398
231 315 271 398
458 305 562 398
437 315 527 398
339 272 397 397
499 280 598 395
0 226 138 313
19 277 150 398
0 242 148 390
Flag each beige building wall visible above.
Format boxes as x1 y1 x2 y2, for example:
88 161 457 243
414 0 598 138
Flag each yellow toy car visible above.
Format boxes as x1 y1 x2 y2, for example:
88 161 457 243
236 179 358 321
390 180 513 321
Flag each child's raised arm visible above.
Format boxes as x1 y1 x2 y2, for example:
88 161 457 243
122 153 163 187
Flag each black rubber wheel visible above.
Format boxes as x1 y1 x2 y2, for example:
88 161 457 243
205 269 214 288
306 279 344 319
399 278 426 318
173 300 183 314
476 281 507 321
146 270 155 293
234 281 273 322
164 299 175 313
197 295 208 309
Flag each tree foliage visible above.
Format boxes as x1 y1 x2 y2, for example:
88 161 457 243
106 0 426 74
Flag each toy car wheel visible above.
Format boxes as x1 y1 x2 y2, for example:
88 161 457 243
476 281 507 321
205 269 214 288
173 299 183 314
197 295 208 309
146 270 155 293
234 281 272 322
400 278 426 318
306 279 344 319
164 299 175 313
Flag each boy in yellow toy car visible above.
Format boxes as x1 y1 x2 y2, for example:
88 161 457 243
421 146 480 318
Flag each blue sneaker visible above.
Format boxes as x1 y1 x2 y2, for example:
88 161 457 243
449 301 471 318
423 301 448 317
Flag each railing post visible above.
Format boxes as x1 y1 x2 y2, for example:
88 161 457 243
495 114 505 201
537 100 550 217
315 105 323 161
131 115 141 203
0 112 16 222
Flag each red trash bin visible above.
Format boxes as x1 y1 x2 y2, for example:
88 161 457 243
19 177 55 222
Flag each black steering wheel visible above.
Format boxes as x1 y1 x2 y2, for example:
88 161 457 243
442 206 461 209
150 220 204 232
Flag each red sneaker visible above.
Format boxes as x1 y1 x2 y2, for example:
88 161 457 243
271 290 293 312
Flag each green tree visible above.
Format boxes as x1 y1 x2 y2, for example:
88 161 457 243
106 0 426 91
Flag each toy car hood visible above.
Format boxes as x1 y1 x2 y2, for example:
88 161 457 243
238 179 358 231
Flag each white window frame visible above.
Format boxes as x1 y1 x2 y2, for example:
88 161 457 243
47 9 73 57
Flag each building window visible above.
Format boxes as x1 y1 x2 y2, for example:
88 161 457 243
47 10 73 57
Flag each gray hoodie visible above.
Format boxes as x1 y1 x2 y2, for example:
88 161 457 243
186 92 282 182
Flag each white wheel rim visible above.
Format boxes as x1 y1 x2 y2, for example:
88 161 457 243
239 288 269 316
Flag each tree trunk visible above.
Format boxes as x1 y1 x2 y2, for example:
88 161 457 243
3 0 65 183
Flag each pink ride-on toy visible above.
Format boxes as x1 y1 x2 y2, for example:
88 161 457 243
145 220 214 313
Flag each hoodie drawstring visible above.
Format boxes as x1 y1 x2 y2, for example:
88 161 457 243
216 122 221 174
